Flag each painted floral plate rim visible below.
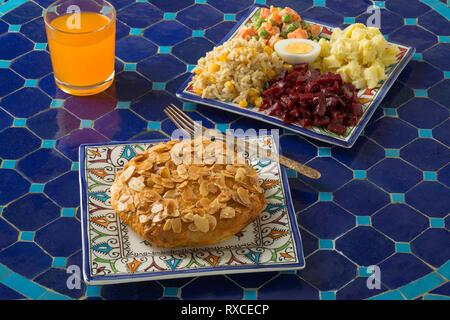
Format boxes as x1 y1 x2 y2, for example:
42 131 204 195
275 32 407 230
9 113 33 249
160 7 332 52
176 4 415 148
78 136 305 284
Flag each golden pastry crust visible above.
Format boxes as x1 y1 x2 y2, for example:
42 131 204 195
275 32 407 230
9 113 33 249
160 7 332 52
110 138 266 248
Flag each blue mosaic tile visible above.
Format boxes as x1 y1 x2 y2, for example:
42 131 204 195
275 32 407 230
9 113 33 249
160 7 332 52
298 250 356 291
117 2 163 28
419 10 450 36
43 171 80 207
204 21 236 44
300 157 353 192
1 87 51 118
433 120 450 147
386 0 430 17
0 283 26 300
10 50 52 79
364 117 417 149
301 6 344 26
0 127 41 160
0 242 52 279
27 109 80 140
372 204 429 242
137 54 186 82
131 90 181 121
143 20 192 46
177 4 223 29
368 158 422 193
327 0 371 17
0 217 20 249
34 267 84 299
258 273 319 300
401 139 450 171
172 37 215 65
279 135 317 164
288 178 318 212
332 136 384 170
108 71 153 101
94 109 147 141
406 181 450 218
334 180 390 216
379 253 433 288
18 17 46 43
181 275 243 299
34 217 81 257
399 272 446 300
398 98 448 129
17 148 71 183
227 271 278 289
336 227 395 265
150 0 194 12
0 68 24 97
428 79 449 107
423 43 450 71
336 277 387 300
1 1 42 25
298 202 355 239
115 36 158 63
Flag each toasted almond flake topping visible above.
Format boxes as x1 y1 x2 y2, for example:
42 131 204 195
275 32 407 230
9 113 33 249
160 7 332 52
193 214 209 233
119 165 135 183
151 202 163 214
128 176 145 192
171 218 182 233
220 206 236 219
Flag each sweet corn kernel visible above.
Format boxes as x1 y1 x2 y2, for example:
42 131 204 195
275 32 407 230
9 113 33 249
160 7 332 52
261 67 267 73
225 81 234 91
248 88 258 97
209 64 220 72
264 45 273 55
254 96 263 107
194 88 203 95
283 64 293 72
208 76 216 84
239 100 248 108
267 70 277 78
194 68 202 75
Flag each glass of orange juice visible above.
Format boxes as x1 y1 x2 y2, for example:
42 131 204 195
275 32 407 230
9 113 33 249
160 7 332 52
44 0 116 96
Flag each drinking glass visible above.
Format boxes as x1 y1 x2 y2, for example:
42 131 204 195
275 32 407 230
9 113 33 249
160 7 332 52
44 0 116 96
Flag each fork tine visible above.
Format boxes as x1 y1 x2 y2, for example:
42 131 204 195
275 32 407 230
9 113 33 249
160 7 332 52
168 104 205 132
166 105 198 134
164 108 194 136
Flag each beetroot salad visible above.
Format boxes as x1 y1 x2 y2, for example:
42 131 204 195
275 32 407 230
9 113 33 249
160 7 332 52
259 63 363 135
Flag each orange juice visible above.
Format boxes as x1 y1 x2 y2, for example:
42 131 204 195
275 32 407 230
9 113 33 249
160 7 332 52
46 12 115 95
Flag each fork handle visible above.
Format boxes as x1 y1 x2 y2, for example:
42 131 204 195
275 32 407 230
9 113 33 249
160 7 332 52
277 154 321 179
225 136 321 180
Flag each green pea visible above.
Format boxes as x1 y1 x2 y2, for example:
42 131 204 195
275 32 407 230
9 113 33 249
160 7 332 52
301 20 308 29
282 14 291 23
254 9 261 20
280 31 288 38
269 19 277 26
258 28 268 38
285 23 298 33
252 35 259 41
254 17 263 29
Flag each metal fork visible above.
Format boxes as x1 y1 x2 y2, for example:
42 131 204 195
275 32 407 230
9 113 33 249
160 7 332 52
163 104 321 179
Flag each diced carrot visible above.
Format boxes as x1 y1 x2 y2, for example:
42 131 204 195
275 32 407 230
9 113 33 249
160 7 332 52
270 5 278 13
260 8 270 19
268 35 282 48
237 27 257 40
260 22 272 32
269 11 282 25
287 28 308 39
270 26 280 36
279 7 300 21
309 24 321 37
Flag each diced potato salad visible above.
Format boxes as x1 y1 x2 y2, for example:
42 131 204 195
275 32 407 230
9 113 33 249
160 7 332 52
310 23 400 89
237 6 322 49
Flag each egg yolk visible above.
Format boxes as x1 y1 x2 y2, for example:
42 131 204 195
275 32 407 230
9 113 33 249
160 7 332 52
285 42 313 54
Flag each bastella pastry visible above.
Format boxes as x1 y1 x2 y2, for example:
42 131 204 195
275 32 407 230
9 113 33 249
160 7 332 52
110 138 266 248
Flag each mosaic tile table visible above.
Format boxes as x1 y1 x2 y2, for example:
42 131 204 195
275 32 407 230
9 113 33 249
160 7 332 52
0 0 449 300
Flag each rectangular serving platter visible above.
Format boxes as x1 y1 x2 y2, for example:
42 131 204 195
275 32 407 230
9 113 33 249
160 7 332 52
176 4 415 148
79 135 305 284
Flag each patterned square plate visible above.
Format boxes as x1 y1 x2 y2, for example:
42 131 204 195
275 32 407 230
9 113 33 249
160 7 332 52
79 135 305 284
176 5 415 148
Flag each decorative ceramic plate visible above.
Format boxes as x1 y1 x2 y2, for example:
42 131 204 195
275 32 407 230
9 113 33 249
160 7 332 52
176 5 415 148
79 135 305 284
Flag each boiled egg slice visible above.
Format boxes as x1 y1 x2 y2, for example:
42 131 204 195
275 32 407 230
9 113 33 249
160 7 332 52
274 38 321 65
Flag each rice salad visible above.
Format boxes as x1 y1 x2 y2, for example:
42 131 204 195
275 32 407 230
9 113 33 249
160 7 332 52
190 38 285 107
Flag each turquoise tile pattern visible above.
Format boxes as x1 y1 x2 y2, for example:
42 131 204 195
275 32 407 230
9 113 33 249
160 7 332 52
0 0 448 300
